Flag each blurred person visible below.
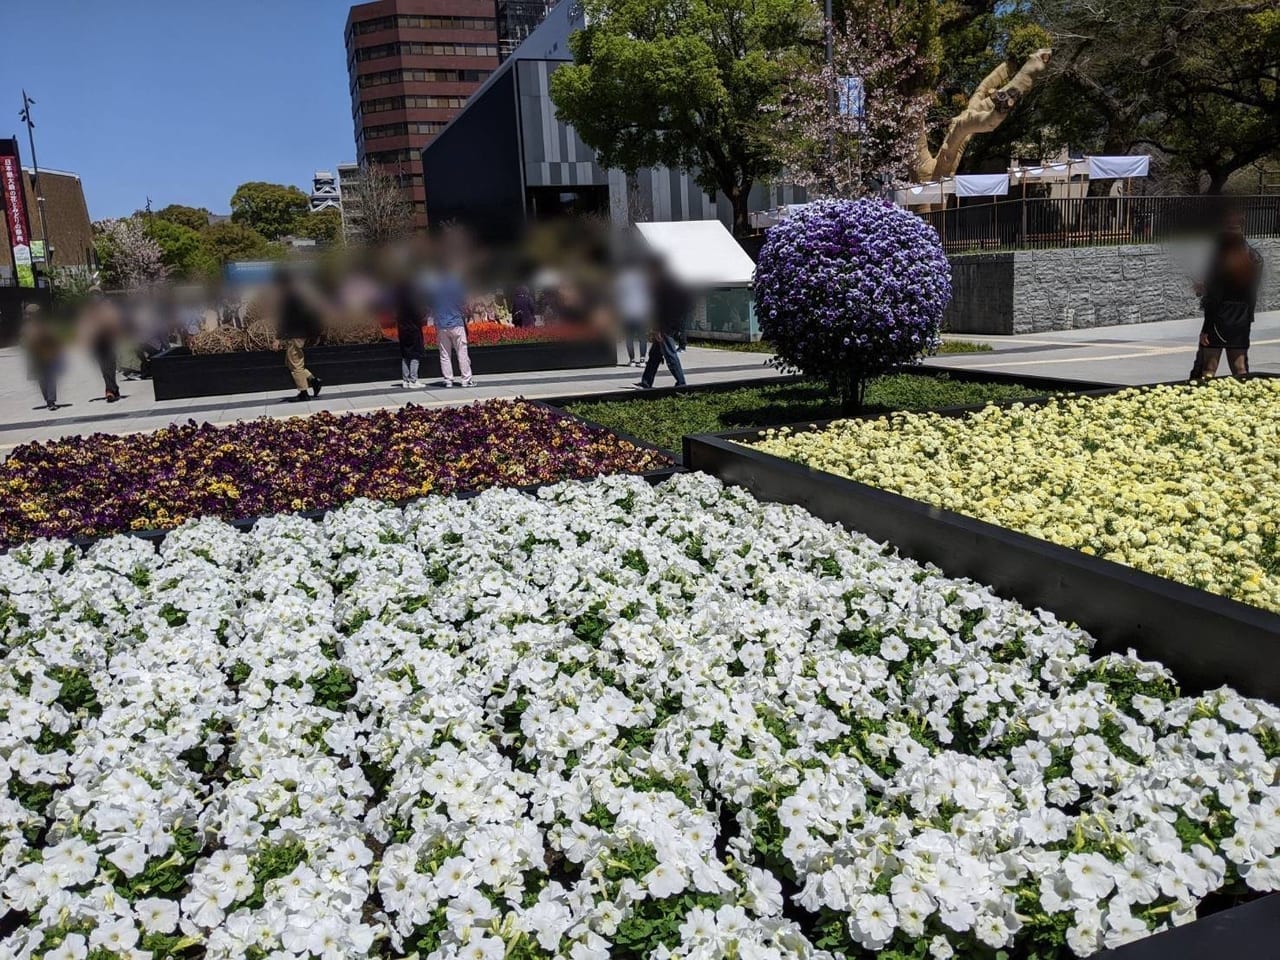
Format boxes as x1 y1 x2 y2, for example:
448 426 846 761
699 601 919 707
634 258 689 390
614 259 651 367
1192 213 1264 378
80 287 124 402
511 285 537 328
21 302 65 411
272 271 324 402
393 278 426 389
422 254 473 389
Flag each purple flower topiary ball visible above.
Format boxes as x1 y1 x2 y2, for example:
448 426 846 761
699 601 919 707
754 198 951 387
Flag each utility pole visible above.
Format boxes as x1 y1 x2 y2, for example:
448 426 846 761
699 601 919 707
18 90 52 273
825 0 836 196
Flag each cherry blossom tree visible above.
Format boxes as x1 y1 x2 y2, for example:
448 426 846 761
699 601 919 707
93 217 170 290
771 3 935 197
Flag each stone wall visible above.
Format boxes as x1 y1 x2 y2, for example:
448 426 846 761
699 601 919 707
945 238 1280 335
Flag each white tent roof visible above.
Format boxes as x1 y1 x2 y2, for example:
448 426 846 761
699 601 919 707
636 220 756 287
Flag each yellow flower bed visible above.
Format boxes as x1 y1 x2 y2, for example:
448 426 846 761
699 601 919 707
750 378 1280 612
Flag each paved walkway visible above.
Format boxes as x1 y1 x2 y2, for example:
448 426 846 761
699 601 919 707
0 344 780 452
931 310 1280 385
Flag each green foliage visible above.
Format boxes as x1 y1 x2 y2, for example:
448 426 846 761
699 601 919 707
144 218 218 280
51 666 101 718
245 840 308 908
106 826 201 899
199 221 272 266
309 665 357 711
549 0 814 234
229 181 310 240
565 374 1039 452
294 208 343 244
153 204 213 232
1036 0 1280 190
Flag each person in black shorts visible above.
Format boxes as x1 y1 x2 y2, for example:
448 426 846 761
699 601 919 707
1192 214 1264 379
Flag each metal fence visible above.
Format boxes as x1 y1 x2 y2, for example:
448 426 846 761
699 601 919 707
919 194 1280 253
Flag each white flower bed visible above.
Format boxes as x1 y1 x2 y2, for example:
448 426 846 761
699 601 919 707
1 473 1277 960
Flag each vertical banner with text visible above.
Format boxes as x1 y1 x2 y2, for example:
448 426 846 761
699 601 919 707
0 139 35 287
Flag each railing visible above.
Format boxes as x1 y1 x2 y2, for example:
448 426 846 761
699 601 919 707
918 194 1280 253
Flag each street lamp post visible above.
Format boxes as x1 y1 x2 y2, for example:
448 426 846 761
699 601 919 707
18 90 52 275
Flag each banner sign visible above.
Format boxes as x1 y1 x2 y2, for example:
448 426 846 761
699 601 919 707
837 76 865 118
0 141 35 287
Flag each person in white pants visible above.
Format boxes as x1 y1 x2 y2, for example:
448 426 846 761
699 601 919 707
436 324 472 386
423 261 474 388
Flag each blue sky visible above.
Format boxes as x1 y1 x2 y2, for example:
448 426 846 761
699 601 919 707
0 0 359 219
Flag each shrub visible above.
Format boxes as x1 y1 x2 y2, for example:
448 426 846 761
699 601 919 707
753 198 951 408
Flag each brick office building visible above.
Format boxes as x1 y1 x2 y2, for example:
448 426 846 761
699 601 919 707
345 0 501 230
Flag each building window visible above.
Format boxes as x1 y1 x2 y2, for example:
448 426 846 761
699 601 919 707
351 15 496 36
359 94 469 114
366 148 419 166
364 121 447 140
354 68 490 91
355 42 498 62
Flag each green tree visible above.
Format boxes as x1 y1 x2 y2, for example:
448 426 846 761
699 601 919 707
229 181 310 239
144 218 218 279
294 208 343 244
153 204 213 232
549 0 814 236
1036 0 1280 192
200 222 272 266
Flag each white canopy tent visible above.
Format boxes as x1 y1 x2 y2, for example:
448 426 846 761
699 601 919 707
894 155 1151 208
635 219 755 288
892 182 954 207
635 219 760 342
954 173 1010 198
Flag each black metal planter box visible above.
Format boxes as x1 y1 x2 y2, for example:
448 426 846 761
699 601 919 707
684 388 1280 705
149 339 618 401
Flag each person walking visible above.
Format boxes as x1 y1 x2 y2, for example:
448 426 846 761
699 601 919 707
394 280 426 389
274 272 324 402
81 288 124 402
1192 214 1264 379
615 260 650 367
425 266 473 388
21 303 64 411
634 258 688 390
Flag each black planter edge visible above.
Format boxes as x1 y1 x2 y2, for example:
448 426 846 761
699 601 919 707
149 338 618 401
1096 891 1280 959
683 392 1280 705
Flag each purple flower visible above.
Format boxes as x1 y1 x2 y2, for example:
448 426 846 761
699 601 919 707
755 199 950 395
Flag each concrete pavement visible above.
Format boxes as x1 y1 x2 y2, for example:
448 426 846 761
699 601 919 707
0 344 781 453
931 310 1280 385
3 310 1275 453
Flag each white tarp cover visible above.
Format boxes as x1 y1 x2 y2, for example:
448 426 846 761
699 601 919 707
894 182 951 206
954 173 1011 197
1087 155 1151 180
636 220 756 287
1011 161 1088 183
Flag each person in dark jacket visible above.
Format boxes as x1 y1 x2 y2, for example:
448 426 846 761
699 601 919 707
394 281 426 388
1192 215 1264 379
511 286 537 328
21 303 64 411
273 272 324 402
634 258 688 389
80 288 124 402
